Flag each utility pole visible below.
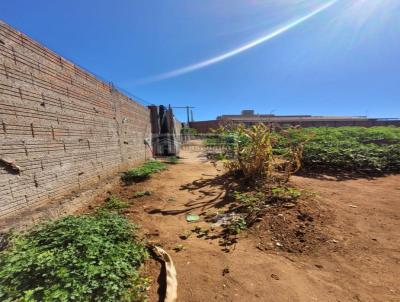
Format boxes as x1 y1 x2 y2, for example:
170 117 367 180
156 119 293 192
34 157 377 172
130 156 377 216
172 106 195 126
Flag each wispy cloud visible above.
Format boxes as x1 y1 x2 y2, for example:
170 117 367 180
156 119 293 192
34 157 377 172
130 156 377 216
137 0 338 84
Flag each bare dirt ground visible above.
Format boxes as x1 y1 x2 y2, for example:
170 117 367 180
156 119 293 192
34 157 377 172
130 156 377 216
84 147 400 302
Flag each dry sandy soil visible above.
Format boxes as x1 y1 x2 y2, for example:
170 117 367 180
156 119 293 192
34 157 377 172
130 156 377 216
86 147 400 302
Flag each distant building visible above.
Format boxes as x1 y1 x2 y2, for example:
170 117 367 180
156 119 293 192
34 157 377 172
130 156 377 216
189 110 400 133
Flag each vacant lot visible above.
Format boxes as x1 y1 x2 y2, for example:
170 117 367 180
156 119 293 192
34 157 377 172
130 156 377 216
84 148 400 302
2 126 400 302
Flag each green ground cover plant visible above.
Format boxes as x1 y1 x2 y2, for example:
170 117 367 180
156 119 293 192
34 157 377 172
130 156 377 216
277 126 400 173
122 160 167 182
0 212 148 302
271 187 301 202
210 125 400 174
103 195 128 210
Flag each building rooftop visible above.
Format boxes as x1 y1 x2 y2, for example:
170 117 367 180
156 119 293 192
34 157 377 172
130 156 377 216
217 110 373 122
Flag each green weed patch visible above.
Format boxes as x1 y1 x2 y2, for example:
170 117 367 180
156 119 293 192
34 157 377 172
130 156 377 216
279 127 400 173
103 195 128 210
122 160 167 182
0 212 148 302
213 125 400 174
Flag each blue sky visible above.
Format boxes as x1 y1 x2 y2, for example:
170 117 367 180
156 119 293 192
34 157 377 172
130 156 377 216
2 0 400 122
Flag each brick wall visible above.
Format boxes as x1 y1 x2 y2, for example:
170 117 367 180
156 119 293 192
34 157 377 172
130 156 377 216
0 21 152 218
189 120 221 133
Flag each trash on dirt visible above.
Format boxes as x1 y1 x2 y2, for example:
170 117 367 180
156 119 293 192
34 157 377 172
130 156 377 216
271 274 280 280
152 246 177 302
315 264 324 269
210 212 242 227
186 214 200 222
276 242 283 247
348 204 358 208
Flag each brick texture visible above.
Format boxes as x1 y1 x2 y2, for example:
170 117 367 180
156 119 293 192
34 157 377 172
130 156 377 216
0 21 152 218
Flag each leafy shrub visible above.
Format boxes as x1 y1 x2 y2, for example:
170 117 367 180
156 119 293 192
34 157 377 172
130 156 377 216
103 195 128 210
270 126 400 173
233 191 267 209
123 160 167 182
143 160 167 172
271 187 301 202
294 127 400 173
216 124 304 182
123 167 153 181
0 212 148 302
213 125 400 174
233 187 300 209
203 135 229 147
226 217 247 235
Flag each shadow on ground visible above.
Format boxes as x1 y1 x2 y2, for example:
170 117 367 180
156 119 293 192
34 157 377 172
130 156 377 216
146 173 249 216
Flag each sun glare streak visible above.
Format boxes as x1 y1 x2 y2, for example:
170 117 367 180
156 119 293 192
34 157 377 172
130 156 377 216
138 0 338 84
331 0 400 33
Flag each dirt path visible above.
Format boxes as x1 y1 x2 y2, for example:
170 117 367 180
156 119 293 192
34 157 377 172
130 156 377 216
101 148 400 302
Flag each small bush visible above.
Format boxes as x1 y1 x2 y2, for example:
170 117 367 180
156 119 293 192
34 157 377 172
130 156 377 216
233 187 300 208
233 191 266 209
123 166 153 181
103 195 128 210
271 187 301 202
227 217 247 235
142 160 167 172
123 160 167 182
0 212 148 302
216 124 304 182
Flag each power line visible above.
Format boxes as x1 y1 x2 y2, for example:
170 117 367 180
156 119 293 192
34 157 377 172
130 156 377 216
172 106 195 125
9 22 158 108
43 47 157 107
113 84 155 106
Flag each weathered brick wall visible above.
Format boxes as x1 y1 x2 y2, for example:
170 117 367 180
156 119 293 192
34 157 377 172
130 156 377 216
0 21 152 218
189 120 222 133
